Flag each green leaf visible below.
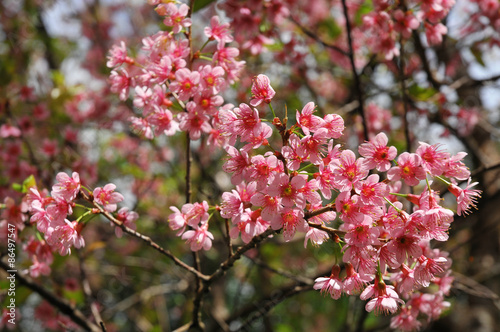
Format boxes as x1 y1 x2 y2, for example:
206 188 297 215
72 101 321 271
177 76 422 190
12 175 37 193
23 175 36 191
193 0 216 12
317 18 342 40
12 183 23 193
470 45 486 67
408 84 437 101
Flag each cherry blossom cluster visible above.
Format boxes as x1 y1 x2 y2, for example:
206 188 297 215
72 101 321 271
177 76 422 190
107 1 243 143
23 171 136 278
362 0 453 60
217 0 453 62
168 75 481 330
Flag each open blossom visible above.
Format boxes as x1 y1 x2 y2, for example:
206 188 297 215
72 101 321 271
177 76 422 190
416 142 449 176
148 106 179 136
322 113 344 139
51 172 81 202
448 179 482 216
358 133 397 172
109 69 131 101
114 207 139 238
107 41 133 68
159 3 192 34
93 183 124 212
177 102 212 140
354 174 388 205
267 173 306 209
46 220 85 256
296 102 325 135
361 279 404 315
250 74 275 106
387 152 426 186
314 265 343 299
181 224 214 251
331 150 368 191
170 68 200 101
204 15 233 47
270 208 306 241
343 262 372 295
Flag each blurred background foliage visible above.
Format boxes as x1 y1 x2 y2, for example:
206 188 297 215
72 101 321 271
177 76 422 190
1 0 500 331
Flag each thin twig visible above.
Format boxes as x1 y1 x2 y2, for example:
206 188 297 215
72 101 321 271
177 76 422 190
78 251 107 330
248 257 314 285
397 40 412 152
340 0 368 141
0 260 101 332
209 228 276 282
102 280 189 318
412 30 442 90
289 16 348 57
81 191 209 281
225 218 234 258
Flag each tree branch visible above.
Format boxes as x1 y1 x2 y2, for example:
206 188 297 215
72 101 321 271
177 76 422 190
0 260 101 332
340 0 368 141
81 191 210 281
289 16 348 57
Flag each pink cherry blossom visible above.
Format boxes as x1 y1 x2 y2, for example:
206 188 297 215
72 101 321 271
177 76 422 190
170 68 200 101
168 206 187 236
416 142 449 176
354 174 388 205
250 74 275 106
114 207 139 238
322 113 344 139
51 172 81 202
181 224 214 251
160 3 192 34
270 207 306 241
129 116 154 139
107 41 133 68
358 133 397 172
267 173 306 209
177 102 212 140
204 16 233 47
46 220 85 256
199 65 225 94
148 106 179 137
360 279 404 315
93 183 124 212
0 124 22 138
443 152 470 180
343 263 372 295
448 179 481 216
314 265 343 299
331 150 368 191
296 102 325 135
109 69 131 101
387 152 426 186
250 193 283 222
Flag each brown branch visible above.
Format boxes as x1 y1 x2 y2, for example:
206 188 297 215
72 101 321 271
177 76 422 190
209 228 276 282
289 16 348 57
248 257 314 285
412 30 442 90
306 222 344 239
81 191 209 281
0 260 101 332
226 281 317 330
225 218 234 258
396 38 412 153
340 0 368 141
78 251 107 331
102 280 189 319
304 204 336 219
